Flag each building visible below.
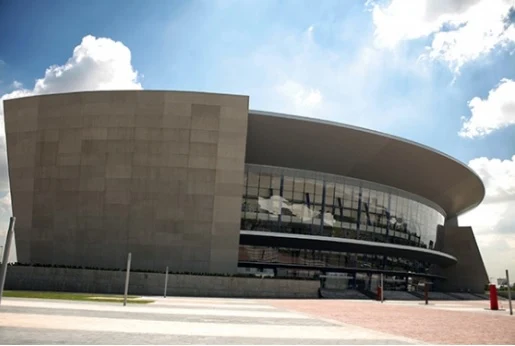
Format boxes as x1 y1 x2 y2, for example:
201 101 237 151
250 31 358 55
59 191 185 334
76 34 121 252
497 278 508 287
3 90 489 293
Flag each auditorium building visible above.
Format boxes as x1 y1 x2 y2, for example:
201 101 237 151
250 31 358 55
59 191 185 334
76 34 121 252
3 90 489 293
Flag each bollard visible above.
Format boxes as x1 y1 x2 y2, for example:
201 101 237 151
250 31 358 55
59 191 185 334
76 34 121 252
164 266 169 298
123 252 132 306
377 285 382 301
506 270 513 316
424 282 429 305
380 273 384 303
489 283 498 310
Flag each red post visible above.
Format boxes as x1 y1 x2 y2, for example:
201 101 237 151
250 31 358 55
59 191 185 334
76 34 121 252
489 284 498 310
377 286 382 301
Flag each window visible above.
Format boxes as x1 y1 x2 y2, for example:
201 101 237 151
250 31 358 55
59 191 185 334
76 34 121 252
241 165 444 251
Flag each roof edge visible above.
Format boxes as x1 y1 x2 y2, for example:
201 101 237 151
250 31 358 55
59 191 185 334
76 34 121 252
3 89 250 104
249 109 486 216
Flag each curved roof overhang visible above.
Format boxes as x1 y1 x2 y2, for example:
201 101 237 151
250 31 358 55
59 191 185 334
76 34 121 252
240 231 458 267
245 111 485 217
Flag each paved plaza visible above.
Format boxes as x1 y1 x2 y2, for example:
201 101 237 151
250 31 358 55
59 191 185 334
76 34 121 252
268 299 515 345
0 296 513 344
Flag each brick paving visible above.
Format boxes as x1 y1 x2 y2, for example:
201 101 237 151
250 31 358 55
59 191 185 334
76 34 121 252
267 299 515 345
0 297 420 345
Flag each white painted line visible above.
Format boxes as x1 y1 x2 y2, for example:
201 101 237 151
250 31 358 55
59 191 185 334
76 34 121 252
0 313 415 341
1 299 305 319
147 301 276 310
145 297 263 305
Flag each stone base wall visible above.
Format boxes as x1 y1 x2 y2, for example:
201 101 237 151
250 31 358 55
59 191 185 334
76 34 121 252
497 291 515 300
5 266 320 298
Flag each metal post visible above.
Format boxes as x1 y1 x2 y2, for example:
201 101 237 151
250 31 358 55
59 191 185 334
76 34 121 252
506 270 513 316
380 273 384 303
0 217 16 306
123 252 132 306
164 266 169 298
424 282 429 305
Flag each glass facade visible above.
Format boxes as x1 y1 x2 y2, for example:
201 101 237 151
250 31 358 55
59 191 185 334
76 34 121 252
241 164 446 250
239 245 429 274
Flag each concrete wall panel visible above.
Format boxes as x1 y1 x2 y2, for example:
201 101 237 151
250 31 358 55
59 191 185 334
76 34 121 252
4 90 249 274
432 225 489 293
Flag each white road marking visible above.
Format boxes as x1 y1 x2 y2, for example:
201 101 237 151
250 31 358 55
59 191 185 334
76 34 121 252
1 299 305 319
0 312 418 341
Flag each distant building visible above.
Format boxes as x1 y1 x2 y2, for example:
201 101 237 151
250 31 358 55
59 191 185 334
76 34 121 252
498 278 508 287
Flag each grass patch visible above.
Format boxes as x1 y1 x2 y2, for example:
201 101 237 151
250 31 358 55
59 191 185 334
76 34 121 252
3 290 154 304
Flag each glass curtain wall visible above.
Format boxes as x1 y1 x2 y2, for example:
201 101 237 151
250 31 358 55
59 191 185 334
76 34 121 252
241 164 446 249
239 245 428 274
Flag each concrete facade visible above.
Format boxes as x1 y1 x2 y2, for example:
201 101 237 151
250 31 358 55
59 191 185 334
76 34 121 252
5 266 319 298
432 225 489 293
4 91 249 274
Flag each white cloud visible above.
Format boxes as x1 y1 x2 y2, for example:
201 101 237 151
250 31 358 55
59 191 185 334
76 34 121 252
0 192 11 218
275 80 323 113
0 191 11 207
459 79 515 138
11 81 23 89
34 35 141 94
469 155 515 202
460 155 515 278
0 34 142 124
371 0 515 72
270 27 323 115
239 24 431 131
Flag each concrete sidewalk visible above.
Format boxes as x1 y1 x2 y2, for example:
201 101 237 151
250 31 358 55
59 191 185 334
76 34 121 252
0 297 421 345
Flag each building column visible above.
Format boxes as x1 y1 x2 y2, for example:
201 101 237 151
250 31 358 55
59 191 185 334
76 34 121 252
432 224 488 293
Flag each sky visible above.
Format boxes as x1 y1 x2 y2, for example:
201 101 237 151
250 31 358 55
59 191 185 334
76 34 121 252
0 0 514 280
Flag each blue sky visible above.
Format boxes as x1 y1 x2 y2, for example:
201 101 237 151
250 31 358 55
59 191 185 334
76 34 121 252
0 0 514 278
1 0 514 161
